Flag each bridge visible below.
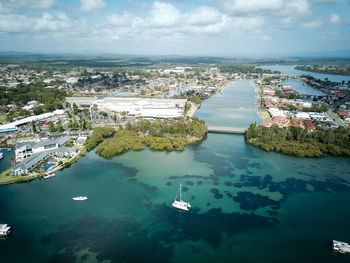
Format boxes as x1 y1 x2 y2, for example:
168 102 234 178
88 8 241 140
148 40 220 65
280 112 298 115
202 104 256 109
207 126 248 134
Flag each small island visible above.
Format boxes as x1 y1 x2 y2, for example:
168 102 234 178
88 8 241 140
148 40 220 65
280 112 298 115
245 124 350 158
87 117 208 158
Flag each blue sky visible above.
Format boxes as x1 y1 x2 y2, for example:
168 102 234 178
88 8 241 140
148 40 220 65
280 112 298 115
0 0 349 57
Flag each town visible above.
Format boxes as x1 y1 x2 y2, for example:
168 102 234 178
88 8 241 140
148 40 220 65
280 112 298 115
0 63 349 183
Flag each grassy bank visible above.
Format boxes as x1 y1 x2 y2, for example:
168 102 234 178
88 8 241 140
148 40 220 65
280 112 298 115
0 168 43 185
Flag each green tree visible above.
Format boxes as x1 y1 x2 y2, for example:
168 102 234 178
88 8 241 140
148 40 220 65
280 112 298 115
57 123 64 132
49 122 56 133
31 121 37 133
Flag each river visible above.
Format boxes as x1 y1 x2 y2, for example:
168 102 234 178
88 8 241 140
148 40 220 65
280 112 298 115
1 80 350 263
260 65 350 83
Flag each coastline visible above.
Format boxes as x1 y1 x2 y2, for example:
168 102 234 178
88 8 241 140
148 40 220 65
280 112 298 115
0 149 84 185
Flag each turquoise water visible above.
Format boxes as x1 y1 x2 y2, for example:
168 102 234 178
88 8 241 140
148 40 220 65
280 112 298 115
260 65 350 82
1 80 350 263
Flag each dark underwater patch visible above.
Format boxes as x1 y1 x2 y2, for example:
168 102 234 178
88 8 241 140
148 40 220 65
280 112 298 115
185 181 194 186
233 192 280 211
42 215 173 263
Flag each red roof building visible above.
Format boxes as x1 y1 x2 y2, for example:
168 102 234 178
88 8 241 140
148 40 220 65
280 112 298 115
304 120 316 131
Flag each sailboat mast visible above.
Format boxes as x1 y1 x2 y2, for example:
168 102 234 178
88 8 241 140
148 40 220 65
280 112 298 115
180 184 182 201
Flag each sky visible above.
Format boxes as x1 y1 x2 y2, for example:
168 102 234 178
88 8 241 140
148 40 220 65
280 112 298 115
0 0 349 57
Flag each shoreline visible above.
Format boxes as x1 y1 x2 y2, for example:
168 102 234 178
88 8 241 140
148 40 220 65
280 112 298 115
0 149 83 185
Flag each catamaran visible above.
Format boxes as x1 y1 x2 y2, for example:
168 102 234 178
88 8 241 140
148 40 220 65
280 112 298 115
72 196 88 201
172 184 191 211
0 224 12 236
332 240 350 254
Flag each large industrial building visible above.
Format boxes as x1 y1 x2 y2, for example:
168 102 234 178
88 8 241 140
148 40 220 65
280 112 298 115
66 97 187 119
0 109 65 133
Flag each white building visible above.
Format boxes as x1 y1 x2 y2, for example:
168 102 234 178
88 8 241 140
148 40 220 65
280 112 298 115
76 136 87 145
66 97 187 119
15 136 70 161
0 109 65 133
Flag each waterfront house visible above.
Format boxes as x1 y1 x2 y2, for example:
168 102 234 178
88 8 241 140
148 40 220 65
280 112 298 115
12 147 76 175
15 136 70 161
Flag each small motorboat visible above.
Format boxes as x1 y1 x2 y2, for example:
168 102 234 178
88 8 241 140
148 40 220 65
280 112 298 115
72 196 88 201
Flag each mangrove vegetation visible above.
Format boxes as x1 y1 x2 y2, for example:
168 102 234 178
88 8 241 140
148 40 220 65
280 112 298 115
91 118 207 158
245 124 350 158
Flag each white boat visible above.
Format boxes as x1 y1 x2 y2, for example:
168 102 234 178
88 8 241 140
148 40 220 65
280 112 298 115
7 148 11 152
0 152 3 160
332 240 350 254
172 184 191 211
0 224 12 236
72 196 88 201
43 173 55 179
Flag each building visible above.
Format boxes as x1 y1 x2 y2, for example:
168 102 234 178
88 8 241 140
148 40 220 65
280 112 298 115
15 136 70 161
0 109 65 133
66 97 187 119
76 136 87 145
12 147 76 175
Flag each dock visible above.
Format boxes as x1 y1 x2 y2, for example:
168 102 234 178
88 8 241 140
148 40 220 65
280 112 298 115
207 126 247 134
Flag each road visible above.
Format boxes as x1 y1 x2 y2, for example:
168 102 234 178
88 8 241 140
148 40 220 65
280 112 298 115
327 96 349 128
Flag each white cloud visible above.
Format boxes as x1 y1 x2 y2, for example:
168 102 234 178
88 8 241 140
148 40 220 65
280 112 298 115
106 12 134 27
284 0 310 17
4 0 55 10
329 13 341 24
0 11 84 34
300 19 322 28
185 6 222 26
217 0 311 26
148 1 181 27
217 0 284 14
79 0 106 14
98 2 265 43
310 0 350 3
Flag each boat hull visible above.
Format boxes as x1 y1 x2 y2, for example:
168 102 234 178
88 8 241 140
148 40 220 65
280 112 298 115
333 240 350 254
172 200 189 211
72 196 88 201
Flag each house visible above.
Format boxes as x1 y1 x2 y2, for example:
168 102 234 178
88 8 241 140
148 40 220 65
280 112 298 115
305 120 316 131
76 136 87 145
